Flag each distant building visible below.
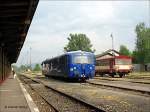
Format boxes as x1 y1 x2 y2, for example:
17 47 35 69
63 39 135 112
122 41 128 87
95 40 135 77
96 49 120 60
95 49 133 77
96 50 150 72
133 63 150 72
146 63 150 71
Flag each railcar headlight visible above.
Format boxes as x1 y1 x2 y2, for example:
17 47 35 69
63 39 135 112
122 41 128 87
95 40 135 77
74 67 77 70
70 68 73 71
90 67 92 70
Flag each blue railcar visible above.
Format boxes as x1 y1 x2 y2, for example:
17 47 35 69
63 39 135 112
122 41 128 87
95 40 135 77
41 51 95 80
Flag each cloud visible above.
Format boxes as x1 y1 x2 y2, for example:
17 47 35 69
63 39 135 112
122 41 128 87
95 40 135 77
16 1 149 65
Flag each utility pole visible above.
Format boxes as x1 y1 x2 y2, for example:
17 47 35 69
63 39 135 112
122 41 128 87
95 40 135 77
110 33 114 50
149 0 150 27
110 33 114 56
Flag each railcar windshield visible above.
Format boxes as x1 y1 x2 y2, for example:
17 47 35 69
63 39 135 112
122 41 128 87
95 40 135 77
115 58 131 65
72 55 93 64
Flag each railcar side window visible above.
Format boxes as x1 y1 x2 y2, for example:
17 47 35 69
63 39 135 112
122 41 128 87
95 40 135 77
96 60 109 66
96 61 99 66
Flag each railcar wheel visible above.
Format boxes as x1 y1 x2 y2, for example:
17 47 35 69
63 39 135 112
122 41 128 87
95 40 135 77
119 74 124 78
79 78 86 83
100 73 104 77
110 74 114 77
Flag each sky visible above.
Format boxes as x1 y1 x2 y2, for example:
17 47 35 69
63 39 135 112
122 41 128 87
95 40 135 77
16 0 150 66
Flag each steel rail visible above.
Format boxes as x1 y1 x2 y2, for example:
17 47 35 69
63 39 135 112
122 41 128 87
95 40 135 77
19 75 59 112
20 74 105 112
86 81 150 96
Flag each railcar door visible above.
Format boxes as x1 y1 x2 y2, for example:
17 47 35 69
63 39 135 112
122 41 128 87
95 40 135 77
63 55 69 77
110 58 114 73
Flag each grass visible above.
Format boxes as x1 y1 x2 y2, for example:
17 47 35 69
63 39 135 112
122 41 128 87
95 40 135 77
126 72 150 79
94 72 150 84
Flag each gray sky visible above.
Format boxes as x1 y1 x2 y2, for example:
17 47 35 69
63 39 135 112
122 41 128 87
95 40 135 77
16 1 150 66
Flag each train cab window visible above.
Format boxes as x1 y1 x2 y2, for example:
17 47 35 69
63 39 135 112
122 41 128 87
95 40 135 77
115 59 131 65
73 55 92 64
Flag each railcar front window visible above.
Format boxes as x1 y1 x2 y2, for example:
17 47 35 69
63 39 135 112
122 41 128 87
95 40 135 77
115 59 131 65
73 55 92 64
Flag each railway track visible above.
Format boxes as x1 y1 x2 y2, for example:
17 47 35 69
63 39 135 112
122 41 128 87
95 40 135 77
86 80 150 96
18 75 104 112
19 74 150 112
18 75 57 112
94 76 150 84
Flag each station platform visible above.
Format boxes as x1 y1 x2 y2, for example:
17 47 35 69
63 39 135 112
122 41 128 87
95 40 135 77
0 74 38 112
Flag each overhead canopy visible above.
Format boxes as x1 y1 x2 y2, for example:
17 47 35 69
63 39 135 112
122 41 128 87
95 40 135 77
0 0 39 63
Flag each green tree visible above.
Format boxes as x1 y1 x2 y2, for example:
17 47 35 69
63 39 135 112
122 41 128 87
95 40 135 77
64 33 95 52
19 65 27 71
132 51 138 63
119 45 131 56
33 64 41 71
134 23 150 64
11 64 19 73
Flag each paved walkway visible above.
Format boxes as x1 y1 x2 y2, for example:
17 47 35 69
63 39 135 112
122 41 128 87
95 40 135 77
0 75 31 112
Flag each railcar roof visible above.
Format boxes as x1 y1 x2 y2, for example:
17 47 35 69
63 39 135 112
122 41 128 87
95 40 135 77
42 50 94 64
66 50 94 55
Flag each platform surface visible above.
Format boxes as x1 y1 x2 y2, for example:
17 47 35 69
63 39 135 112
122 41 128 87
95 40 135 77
0 75 31 112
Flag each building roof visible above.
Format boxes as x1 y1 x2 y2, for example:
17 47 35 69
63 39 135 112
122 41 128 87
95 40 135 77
96 49 120 58
0 0 39 63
